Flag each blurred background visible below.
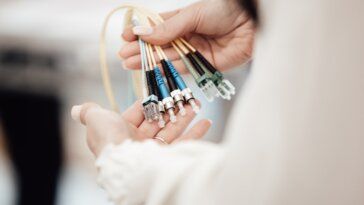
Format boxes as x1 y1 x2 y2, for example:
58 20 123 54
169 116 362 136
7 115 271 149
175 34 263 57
0 0 250 204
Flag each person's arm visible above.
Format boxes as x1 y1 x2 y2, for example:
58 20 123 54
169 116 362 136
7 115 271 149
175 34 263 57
95 140 223 205
71 101 222 205
72 0 364 204
72 0 255 204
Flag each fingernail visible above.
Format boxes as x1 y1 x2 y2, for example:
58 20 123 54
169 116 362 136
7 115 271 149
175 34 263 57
71 105 82 122
132 26 153 35
207 119 213 125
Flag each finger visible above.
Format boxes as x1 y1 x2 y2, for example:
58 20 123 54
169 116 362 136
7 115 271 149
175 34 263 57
136 115 169 140
119 41 140 59
138 6 200 45
124 54 186 74
157 59 187 74
159 9 180 20
123 52 158 70
121 100 145 127
174 119 212 143
119 41 176 60
121 25 137 42
123 51 181 70
155 100 201 143
121 10 180 43
71 102 101 125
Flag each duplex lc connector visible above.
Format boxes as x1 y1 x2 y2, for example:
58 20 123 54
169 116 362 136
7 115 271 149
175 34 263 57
193 51 235 100
185 52 219 102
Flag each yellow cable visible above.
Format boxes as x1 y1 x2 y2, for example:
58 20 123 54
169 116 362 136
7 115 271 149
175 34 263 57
171 42 184 57
99 4 152 111
148 43 157 67
99 3 192 111
154 45 164 61
179 38 196 52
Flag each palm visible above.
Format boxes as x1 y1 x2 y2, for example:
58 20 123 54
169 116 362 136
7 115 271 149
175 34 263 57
79 100 212 156
121 101 209 144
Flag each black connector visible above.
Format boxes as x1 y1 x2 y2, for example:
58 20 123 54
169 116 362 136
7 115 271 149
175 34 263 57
146 70 160 97
151 71 162 101
145 71 153 95
193 51 217 74
160 59 178 91
186 53 205 75
150 70 159 96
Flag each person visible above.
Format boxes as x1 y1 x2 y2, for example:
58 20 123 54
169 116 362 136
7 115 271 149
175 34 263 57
71 0 364 204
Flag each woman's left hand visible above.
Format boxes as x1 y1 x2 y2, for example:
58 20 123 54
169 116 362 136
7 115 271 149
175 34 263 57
71 100 212 156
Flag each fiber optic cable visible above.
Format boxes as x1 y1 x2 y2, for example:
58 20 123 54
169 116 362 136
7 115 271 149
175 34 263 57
174 40 219 102
99 4 236 124
179 38 236 100
154 47 186 116
146 43 177 123
138 34 160 123
155 46 199 114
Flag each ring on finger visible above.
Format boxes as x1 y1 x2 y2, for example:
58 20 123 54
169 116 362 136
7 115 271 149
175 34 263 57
154 135 168 145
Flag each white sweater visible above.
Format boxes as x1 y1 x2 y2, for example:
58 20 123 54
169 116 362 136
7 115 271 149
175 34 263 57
95 0 364 204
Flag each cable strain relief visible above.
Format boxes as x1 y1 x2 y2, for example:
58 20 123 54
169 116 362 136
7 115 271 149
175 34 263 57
194 50 217 74
186 52 205 75
150 70 159 96
145 70 154 95
161 59 178 91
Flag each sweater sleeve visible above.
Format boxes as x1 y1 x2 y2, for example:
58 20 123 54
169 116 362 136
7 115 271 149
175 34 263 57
95 139 224 205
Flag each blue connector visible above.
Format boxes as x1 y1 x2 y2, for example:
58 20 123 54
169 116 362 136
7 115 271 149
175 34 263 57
166 60 199 113
166 60 187 90
154 67 177 122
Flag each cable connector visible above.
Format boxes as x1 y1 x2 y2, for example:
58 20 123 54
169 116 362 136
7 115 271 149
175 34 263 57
162 96 176 123
142 95 159 122
160 59 186 116
154 67 177 123
189 51 236 101
181 88 199 113
210 71 235 100
157 101 166 128
196 74 219 102
170 89 186 116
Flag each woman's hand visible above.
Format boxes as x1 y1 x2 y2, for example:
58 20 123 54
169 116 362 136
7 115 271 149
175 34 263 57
119 0 255 73
71 101 212 156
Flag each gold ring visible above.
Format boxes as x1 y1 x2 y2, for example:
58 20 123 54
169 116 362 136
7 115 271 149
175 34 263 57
154 136 168 144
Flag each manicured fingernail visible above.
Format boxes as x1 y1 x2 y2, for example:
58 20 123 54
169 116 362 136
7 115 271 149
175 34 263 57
132 26 153 35
71 105 82 122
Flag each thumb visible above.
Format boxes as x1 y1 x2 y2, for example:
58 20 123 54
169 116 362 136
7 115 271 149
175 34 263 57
134 9 199 45
71 102 101 125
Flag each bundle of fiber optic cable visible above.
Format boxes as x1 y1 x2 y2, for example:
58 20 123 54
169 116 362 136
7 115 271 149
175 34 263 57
99 4 235 128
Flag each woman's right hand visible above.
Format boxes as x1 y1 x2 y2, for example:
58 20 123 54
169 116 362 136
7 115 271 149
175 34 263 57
119 0 255 73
